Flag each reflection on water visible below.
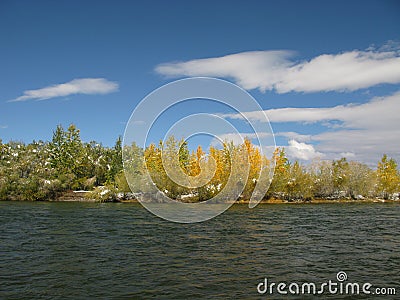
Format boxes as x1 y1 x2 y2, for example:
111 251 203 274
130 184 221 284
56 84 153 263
0 202 399 299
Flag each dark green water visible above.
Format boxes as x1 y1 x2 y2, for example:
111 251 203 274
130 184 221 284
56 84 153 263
1 202 399 299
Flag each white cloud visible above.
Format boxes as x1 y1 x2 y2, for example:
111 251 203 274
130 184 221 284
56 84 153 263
275 131 311 143
0 125 8 129
156 51 295 92
276 51 400 93
367 40 400 53
156 48 400 93
9 78 119 102
311 128 400 164
340 152 356 159
224 91 400 131
286 139 323 161
223 91 400 164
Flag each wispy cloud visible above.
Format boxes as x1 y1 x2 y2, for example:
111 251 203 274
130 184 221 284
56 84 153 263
222 91 400 164
277 51 400 93
156 51 295 92
155 48 400 93
0 125 8 129
9 78 119 102
223 91 400 130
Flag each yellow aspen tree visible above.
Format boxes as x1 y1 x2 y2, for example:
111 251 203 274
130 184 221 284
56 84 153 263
376 154 400 199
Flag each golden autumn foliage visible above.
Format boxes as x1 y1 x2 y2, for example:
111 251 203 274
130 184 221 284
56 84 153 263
376 154 400 199
130 136 400 202
1 125 399 202
127 136 400 202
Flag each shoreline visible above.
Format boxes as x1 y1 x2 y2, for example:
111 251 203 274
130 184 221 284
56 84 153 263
1 189 399 204
1 196 399 205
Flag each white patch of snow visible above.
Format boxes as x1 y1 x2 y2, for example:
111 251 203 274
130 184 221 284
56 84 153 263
100 189 109 196
181 193 196 199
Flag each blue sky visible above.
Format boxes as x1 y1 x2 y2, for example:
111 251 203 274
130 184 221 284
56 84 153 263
1 0 399 165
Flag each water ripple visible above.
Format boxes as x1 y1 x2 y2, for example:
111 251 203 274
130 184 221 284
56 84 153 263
0 202 399 299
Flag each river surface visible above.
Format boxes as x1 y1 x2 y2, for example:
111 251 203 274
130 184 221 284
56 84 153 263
1 202 399 299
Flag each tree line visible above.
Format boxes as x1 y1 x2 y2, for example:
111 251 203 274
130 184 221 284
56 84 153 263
0 124 124 201
0 124 399 201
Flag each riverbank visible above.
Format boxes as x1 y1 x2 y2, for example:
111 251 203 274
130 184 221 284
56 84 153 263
2 190 399 204
240 198 399 204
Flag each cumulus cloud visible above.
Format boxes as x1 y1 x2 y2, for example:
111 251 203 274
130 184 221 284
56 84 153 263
155 48 400 93
286 140 323 161
9 78 119 102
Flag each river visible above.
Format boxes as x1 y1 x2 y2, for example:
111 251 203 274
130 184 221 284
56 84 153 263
1 202 399 299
